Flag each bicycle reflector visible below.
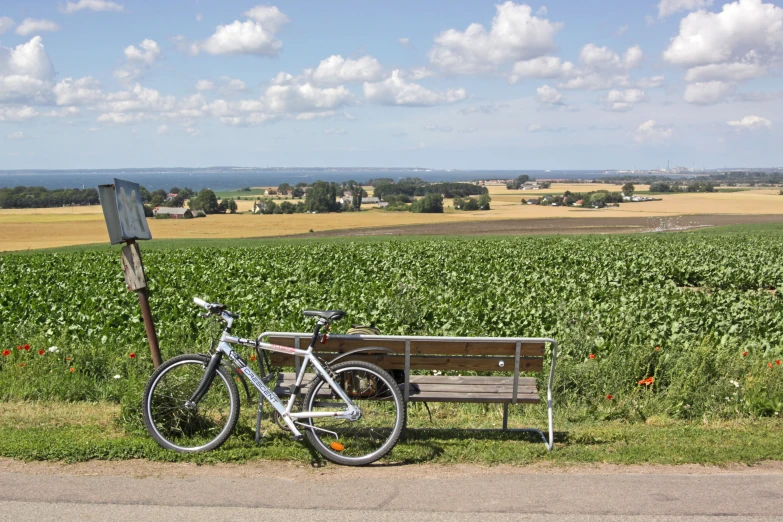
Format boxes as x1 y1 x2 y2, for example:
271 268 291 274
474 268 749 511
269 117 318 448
330 441 344 452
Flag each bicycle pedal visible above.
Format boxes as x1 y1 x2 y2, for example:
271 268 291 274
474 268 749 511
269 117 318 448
292 434 304 442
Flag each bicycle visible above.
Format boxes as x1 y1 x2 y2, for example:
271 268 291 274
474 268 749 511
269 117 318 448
141 297 406 466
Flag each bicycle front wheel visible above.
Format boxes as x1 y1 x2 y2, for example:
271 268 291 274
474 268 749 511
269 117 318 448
142 354 239 453
304 360 406 466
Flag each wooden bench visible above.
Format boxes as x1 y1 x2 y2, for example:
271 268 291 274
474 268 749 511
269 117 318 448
260 332 557 449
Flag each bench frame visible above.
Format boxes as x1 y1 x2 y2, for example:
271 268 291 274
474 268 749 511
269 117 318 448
257 332 558 451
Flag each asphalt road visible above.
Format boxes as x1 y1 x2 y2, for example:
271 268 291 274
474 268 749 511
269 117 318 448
2 461 782 521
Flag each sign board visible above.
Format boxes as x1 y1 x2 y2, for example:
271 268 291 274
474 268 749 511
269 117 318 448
98 178 152 245
121 241 147 291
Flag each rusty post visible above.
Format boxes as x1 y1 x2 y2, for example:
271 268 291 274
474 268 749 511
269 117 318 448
125 239 162 368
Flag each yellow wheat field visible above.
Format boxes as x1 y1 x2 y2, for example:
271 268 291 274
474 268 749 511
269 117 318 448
1 184 782 251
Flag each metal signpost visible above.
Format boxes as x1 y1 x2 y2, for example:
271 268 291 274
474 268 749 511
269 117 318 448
98 179 162 368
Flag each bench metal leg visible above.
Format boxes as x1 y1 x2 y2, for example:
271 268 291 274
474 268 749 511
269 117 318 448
502 403 508 430
254 399 264 444
501 402 554 451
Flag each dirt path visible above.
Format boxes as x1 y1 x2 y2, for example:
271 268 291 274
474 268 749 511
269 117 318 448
280 214 783 239
2 459 782 520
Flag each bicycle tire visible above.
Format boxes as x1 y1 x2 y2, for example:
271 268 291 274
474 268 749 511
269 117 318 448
303 360 406 466
142 353 240 453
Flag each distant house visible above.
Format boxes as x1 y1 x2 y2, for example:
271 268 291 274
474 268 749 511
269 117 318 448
573 199 583 206
153 207 192 219
264 188 278 196
339 196 381 207
166 193 178 199
252 201 267 214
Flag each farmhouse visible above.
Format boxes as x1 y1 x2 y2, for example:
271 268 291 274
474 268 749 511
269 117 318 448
153 207 192 219
339 196 382 207
252 201 268 214
264 188 278 196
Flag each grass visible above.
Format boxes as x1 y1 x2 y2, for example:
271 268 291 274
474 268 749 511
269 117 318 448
1 400 781 465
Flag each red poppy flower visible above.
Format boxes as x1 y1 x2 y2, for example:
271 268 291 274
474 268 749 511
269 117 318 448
129 353 136 359
1 349 10 356
65 357 72 361
777 360 781 366
742 351 748 357
69 367 75 373
638 377 655 386
38 349 45 355
19 363 25 367
23 344 30 351
249 354 257 362
16 345 22 350
655 346 661 351
770 362 774 369
606 394 613 400
589 354 595 359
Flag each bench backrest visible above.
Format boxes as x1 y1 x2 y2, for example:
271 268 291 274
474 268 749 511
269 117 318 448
266 334 545 373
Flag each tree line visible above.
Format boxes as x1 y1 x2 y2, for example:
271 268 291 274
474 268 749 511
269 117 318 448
0 186 100 209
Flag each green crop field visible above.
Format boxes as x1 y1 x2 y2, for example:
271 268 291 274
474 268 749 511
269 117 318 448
2 228 782 425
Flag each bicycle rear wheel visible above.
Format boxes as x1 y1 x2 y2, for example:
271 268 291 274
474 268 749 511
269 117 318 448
142 354 239 453
303 360 405 466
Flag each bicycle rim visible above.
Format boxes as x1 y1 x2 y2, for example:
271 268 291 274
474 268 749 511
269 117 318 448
305 362 404 464
145 358 237 452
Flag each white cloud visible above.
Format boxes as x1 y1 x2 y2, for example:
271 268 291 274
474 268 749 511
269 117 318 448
304 55 384 85
663 0 783 68
536 84 563 105
684 62 766 82
423 124 453 132
195 79 215 91
53 76 103 105
0 17 14 34
270 72 293 85
186 127 200 136
157 124 168 134
527 123 565 132
658 0 713 18
428 1 562 74
407 67 435 80
398 37 412 48
6 130 25 140
219 77 248 95
727 114 772 129
16 19 60 36
60 0 125 13
196 13 203 22
114 39 161 84
0 36 56 104
579 43 642 69
509 56 575 82
458 103 510 115
0 106 39 121
103 83 176 113
683 80 734 104
191 6 288 56
559 73 630 90
323 127 347 134
97 112 146 124
262 83 355 113
634 119 673 142
636 75 665 88
601 88 646 111
616 25 629 36
363 70 467 106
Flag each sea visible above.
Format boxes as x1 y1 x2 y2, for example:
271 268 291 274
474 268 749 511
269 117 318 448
0 169 610 191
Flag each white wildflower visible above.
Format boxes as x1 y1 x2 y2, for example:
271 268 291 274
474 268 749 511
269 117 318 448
113 375 121 379
48 346 59 353
729 380 740 388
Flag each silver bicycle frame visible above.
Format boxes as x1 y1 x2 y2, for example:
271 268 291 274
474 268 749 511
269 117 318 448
214 314 359 438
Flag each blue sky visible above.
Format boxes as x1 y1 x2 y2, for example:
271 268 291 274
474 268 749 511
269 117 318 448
0 0 781 170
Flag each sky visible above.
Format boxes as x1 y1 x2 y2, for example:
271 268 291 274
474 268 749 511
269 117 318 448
0 0 781 170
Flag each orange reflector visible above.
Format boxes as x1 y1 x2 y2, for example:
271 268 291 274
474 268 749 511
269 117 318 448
330 441 344 452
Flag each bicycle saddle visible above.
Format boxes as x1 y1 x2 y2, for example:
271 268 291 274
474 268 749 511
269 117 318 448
303 310 346 321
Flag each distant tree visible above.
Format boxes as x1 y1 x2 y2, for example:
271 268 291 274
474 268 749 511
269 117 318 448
453 195 464 209
411 193 444 213
280 201 295 214
305 181 341 213
622 183 635 196
539 181 551 189
240 187 252 192
170 194 187 207
139 186 151 203
152 189 168 201
228 198 238 214
291 187 304 198
462 197 479 211
189 189 220 214
217 199 228 213
478 193 491 210
179 187 195 199
278 183 291 194
589 192 607 207
649 181 672 193
169 187 180 194
149 194 165 208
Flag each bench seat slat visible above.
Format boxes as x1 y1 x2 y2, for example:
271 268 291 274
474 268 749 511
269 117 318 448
269 353 543 372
